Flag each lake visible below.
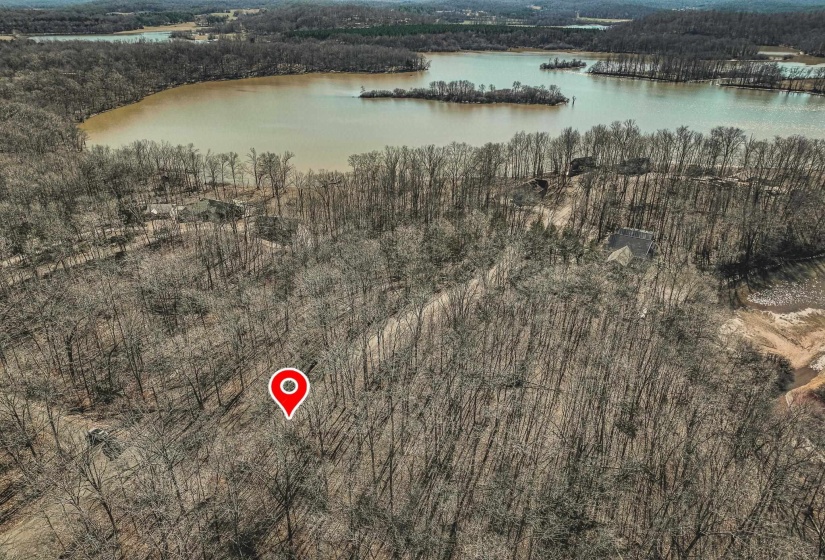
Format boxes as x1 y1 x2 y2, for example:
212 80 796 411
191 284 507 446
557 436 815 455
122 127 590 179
81 50 825 171
31 31 173 42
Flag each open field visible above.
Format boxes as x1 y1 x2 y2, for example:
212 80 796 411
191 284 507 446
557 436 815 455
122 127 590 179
114 22 199 35
758 45 825 65
209 8 260 21
576 16 631 24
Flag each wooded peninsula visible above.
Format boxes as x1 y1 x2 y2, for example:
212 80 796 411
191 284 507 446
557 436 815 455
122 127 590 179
590 54 825 93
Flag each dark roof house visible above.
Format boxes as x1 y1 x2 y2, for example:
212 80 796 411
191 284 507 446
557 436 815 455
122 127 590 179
568 156 598 176
179 198 244 223
607 227 655 258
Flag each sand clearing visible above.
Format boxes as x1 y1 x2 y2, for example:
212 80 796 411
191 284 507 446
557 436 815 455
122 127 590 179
729 260 825 405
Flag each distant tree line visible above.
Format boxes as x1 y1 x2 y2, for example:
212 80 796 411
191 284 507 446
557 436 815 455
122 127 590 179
3 3 824 62
0 39 428 120
597 9 825 58
211 4 432 35
290 24 600 53
0 8 194 35
360 79 568 106
418 0 656 25
207 5 825 60
270 7 823 60
540 57 586 70
315 21 762 59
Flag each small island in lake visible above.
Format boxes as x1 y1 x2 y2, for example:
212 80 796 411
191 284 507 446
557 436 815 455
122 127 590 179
360 79 568 106
540 57 587 70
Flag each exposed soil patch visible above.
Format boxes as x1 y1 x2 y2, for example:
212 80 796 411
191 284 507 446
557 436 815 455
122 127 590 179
735 259 825 312
729 259 825 404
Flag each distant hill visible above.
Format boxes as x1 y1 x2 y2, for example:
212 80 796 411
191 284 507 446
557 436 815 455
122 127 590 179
0 0 88 5
642 0 825 11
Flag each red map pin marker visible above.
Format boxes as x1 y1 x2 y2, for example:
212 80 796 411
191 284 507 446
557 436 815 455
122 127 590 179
269 368 310 420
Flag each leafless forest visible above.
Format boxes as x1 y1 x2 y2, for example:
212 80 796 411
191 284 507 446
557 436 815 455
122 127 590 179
1 108 825 559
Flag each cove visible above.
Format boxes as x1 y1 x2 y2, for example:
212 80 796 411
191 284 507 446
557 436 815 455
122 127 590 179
81 51 825 171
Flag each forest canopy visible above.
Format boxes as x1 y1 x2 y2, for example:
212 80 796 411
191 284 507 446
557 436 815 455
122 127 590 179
1 1 825 558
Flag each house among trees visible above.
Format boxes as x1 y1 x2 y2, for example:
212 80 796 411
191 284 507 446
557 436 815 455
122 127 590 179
144 203 185 220
179 198 245 223
568 156 597 176
607 227 655 258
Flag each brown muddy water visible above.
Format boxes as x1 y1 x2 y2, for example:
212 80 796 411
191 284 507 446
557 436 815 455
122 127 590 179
81 51 825 171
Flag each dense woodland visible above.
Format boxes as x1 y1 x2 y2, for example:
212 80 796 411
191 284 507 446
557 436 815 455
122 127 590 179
2 2 825 559
213 6 825 59
419 0 656 24
3 3 823 64
211 4 433 35
360 79 568 106
282 24 601 53
599 10 825 58
3 91 825 557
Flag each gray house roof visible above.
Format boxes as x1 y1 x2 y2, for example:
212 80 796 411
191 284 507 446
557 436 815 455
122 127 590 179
607 228 655 258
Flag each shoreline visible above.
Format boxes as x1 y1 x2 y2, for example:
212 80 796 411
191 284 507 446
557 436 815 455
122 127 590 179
79 66 429 126
720 83 824 97
588 71 824 95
